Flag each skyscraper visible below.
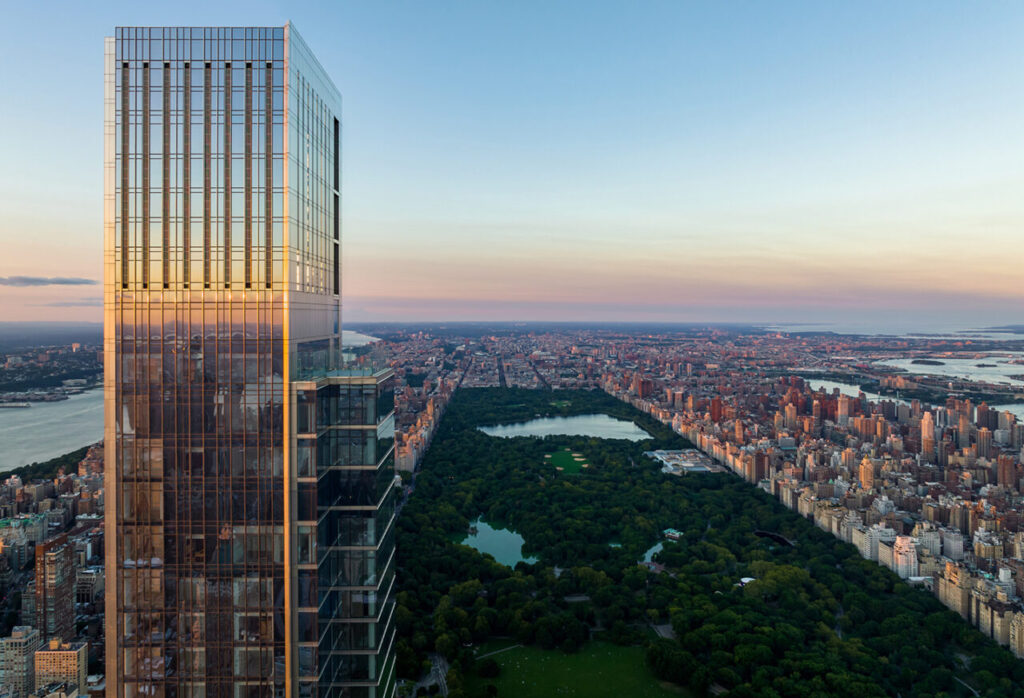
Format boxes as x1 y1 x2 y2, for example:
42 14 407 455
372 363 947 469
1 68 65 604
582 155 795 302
837 395 850 427
858 456 875 491
104 25 396 697
920 411 935 463
34 535 74 643
978 427 993 460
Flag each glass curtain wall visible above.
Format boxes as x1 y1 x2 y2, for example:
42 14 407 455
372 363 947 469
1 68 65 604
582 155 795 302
104 25 393 698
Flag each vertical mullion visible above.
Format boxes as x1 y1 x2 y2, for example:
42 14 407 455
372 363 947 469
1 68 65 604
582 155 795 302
224 62 232 288
183 63 191 288
142 62 150 289
245 63 253 289
121 62 129 289
203 63 211 289
162 62 171 289
265 63 273 289
333 117 339 297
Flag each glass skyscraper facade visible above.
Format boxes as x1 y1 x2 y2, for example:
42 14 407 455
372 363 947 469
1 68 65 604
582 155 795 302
104 25 396 698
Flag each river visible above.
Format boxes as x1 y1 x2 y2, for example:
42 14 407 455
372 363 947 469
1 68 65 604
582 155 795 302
0 389 103 472
0 331 375 474
876 355 1024 387
762 322 1024 341
808 380 1024 420
806 379 909 406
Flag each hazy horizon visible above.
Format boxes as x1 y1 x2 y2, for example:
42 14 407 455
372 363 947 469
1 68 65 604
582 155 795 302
2 1 1022 325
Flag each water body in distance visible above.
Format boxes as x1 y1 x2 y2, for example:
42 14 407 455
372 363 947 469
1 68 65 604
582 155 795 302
991 404 1024 420
342 330 379 347
0 389 103 472
807 380 909 406
762 322 1024 341
457 518 537 567
0 332 376 475
479 414 652 441
811 380 1024 420
876 356 1024 387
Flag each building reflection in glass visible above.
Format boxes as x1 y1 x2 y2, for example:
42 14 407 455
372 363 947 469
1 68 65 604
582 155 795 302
104 24 396 698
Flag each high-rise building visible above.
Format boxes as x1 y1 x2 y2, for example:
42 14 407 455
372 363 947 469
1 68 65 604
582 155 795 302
858 456 875 491
920 411 935 463
0 626 42 698
977 402 991 429
104 25 397 697
998 455 1018 491
784 403 797 431
860 523 896 562
937 561 972 619
836 395 850 426
34 536 74 642
710 396 723 423
942 528 965 561
33 639 87 694
959 413 971 449
891 536 919 579
978 427 993 460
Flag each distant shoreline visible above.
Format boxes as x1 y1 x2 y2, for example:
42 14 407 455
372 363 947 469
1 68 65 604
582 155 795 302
0 442 100 480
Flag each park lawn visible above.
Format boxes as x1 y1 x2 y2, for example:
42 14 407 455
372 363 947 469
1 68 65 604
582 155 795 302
465 642 688 697
548 449 589 474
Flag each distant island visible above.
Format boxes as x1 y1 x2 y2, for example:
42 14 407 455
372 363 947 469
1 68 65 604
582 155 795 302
984 325 1024 334
911 358 945 366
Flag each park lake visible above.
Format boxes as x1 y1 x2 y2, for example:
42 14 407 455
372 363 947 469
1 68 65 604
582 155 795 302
478 413 652 441
642 542 664 564
457 518 538 567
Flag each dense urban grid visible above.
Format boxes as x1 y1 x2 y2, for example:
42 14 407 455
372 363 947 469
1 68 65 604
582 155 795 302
0 324 1023 695
0 436 104 697
0 344 101 404
379 325 1024 658
1 3 1018 696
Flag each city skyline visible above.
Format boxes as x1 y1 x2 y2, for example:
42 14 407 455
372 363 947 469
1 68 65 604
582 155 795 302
2 1 1024 326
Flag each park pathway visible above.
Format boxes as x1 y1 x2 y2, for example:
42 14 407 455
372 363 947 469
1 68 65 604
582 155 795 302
476 643 524 660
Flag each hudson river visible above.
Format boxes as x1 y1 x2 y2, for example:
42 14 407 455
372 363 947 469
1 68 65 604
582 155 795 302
0 331 378 473
0 389 103 473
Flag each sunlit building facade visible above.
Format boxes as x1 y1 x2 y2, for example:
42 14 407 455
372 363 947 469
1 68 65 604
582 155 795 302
34 535 74 642
104 25 396 698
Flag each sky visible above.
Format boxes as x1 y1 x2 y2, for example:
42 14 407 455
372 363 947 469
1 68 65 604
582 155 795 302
1 1 1022 327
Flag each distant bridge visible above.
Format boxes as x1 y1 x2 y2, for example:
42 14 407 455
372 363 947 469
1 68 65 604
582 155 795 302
753 530 796 547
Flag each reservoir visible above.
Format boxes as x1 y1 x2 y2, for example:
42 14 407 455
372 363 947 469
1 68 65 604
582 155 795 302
457 518 537 567
0 389 103 472
479 413 652 441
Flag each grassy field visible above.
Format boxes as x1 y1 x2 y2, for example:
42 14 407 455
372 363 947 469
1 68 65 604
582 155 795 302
545 448 589 474
465 642 688 697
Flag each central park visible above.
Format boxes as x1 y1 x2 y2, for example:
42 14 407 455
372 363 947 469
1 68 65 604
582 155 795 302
395 388 1024 697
